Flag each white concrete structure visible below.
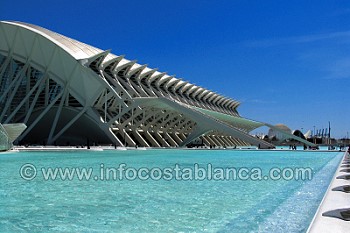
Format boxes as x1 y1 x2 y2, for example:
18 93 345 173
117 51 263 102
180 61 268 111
0 123 9 151
0 123 26 151
0 21 313 148
268 124 292 141
307 152 350 233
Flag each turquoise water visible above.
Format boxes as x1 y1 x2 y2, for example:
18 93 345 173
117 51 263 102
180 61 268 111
0 149 343 232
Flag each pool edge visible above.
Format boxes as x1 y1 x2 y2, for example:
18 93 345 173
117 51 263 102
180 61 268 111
307 151 350 233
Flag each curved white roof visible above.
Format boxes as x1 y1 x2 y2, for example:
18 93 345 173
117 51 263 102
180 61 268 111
1 20 240 113
3 21 109 60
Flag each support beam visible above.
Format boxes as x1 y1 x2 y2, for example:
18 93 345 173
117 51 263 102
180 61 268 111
18 88 64 141
120 130 136 147
170 133 182 145
143 130 161 147
4 74 46 123
47 89 69 144
180 126 212 147
154 132 170 147
164 132 178 147
132 130 149 147
50 107 88 143
203 135 216 146
209 135 222 146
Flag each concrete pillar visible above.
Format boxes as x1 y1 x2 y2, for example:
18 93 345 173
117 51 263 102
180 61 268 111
132 130 150 147
170 133 182 144
178 133 186 141
214 135 225 146
221 136 232 146
209 135 221 146
201 136 210 146
120 130 136 147
144 131 160 147
203 135 216 146
226 136 236 146
164 132 178 147
154 132 170 147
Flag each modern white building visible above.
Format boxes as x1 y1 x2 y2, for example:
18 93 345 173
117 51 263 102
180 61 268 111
0 21 313 148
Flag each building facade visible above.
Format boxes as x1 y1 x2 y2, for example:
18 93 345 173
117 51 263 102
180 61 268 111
0 21 312 148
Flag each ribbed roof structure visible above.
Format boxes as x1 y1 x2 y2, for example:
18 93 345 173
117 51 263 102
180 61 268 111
0 21 314 148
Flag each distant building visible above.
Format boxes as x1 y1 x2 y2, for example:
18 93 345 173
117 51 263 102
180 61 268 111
267 124 314 145
0 21 313 148
292 130 307 140
268 124 292 141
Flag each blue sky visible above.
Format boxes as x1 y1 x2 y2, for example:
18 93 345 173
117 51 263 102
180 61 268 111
1 0 350 138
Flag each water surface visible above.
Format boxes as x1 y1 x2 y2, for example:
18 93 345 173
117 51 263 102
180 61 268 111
0 149 342 232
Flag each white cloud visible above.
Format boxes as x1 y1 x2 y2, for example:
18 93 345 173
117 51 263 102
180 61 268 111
243 99 277 104
245 31 350 47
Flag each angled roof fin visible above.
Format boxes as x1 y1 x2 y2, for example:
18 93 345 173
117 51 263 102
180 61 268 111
79 50 111 73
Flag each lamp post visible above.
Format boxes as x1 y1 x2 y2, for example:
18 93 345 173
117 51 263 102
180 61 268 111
328 121 331 145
